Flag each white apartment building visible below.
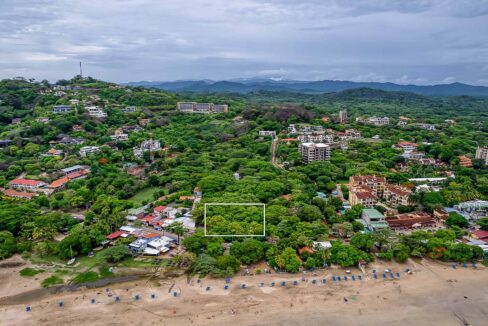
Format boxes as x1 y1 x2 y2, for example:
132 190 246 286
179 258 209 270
85 106 107 118
79 146 101 157
259 130 276 138
299 143 330 164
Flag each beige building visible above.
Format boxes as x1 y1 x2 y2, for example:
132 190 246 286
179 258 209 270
384 185 412 207
475 146 488 165
299 143 330 164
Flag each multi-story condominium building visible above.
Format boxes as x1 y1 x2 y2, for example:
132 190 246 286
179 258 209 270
8 178 46 192
458 155 473 167
258 131 276 138
339 109 348 123
384 185 412 207
299 143 330 164
413 123 436 131
358 116 390 126
475 146 488 165
52 105 72 113
79 146 101 157
349 175 387 198
176 102 228 113
398 116 410 127
349 185 378 207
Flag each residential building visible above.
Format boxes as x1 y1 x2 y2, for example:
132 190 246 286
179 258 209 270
339 109 347 123
475 146 488 165
288 124 324 135
361 208 389 231
79 146 100 157
61 165 86 174
8 178 46 192
299 143 330 164
59 136 85 146
458 155 473 167
121 106 137 113
357 116 390 126
385 212 435 230
398 116 410 127
393 141 418 152
3 189 37 200
349 185 378 207
52 105 72 113
110 128 129 141
176 102 228 113
258 130 276 138
36 117 50 123
349 175 387 198
133 139 161 159
414 123 436 131
49 169 90 191
85 106 107 118
298 134 334 143
384 185 412 207
72 125 84 132
43 148 63 157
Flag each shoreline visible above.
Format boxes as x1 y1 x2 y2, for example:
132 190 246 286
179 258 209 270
1 258 487 325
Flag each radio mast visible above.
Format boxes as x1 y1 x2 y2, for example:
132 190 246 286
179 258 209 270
79 61 83 78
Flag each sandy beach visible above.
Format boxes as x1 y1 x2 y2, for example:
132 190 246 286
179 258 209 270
1 257 487 326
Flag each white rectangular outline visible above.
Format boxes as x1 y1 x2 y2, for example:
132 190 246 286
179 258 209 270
204 203 266 237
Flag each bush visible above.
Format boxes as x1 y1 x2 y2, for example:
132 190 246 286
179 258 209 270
41 275 64 288
99 245 130 263
72 271 99 284
20 267 44 277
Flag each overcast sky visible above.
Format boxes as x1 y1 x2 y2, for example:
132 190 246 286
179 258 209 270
1 0 488 85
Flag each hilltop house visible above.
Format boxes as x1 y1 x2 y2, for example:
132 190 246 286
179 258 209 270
79 146 100 157
8 178 46 192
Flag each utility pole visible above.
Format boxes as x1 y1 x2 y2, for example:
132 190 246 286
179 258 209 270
79 61 83 78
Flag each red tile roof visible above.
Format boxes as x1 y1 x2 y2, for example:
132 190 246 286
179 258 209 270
471 230 488 239
9 178 43 187
153 205 166 213
106 230 127 240
142 233 160 239
49 169 89 189
3 189 37 199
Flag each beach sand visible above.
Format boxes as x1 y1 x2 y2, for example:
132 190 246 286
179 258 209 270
1 258 487 326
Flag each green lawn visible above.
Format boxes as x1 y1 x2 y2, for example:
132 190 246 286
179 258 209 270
19 267 44 277
129 187 160 206
41 275 64 288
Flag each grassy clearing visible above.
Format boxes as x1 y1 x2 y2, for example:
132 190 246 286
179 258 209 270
99 265 114 278
41 275 64 288
19 267 44 277
72 271 99 284
129 187 159 206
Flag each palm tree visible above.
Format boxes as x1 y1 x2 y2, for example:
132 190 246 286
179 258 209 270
169 222 187 245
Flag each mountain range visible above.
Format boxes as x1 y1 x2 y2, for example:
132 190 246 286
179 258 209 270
126 79 488 97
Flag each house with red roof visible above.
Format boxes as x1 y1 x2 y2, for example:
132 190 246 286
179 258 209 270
3 189 37 200
8 178 46 192
48 169 89 191
106 230 127 241
153 205 166 217
470 230 488 244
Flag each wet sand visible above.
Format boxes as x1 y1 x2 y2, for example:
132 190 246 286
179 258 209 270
1 258 487 326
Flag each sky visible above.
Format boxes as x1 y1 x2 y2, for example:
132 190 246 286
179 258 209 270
1 0 488 85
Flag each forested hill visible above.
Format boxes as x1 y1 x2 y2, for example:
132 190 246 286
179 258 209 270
126 79 488 97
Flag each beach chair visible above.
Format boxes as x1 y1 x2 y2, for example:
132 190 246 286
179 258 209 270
372 269 377 274
332 276 336 282
472 263 477 269
390 273 394 279
351 275 355 281
373 274 377 279
59 301 64 307
224 285 229 290
115 296 120 302
271 282 275 287
25 306 31 312
225 277 231 284
173 292 177 297
281 281 286 286
396 272 400 278
293 280 298 285
259 282 264 287
322 279 327 284
197 279 201 283
344 276 348 281
206 286 211 291
151 293 156 299
241 284 246 289
382 273 386 279
451 264 457 269
134 295 140 300
91 299 96 304
358 275 362 280
337 276 341 281
405 268 410 273
312 279 317 284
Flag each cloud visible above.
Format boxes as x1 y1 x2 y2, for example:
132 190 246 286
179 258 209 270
0 0 487 85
